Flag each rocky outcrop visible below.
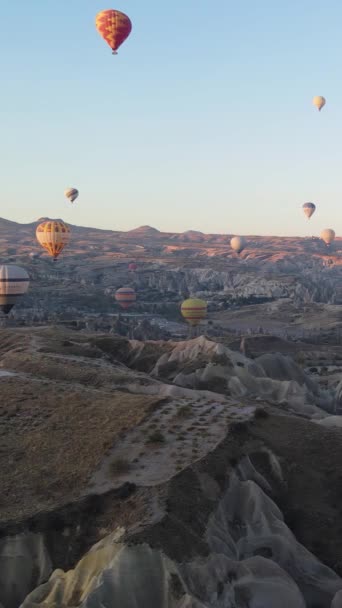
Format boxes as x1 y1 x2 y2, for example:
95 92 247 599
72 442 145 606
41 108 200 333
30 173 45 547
1 327 342 607
15 451 342 608
0 533 51 608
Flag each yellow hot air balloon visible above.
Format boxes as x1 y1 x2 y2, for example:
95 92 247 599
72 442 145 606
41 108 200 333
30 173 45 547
312 96 326 112
36 220 71 261
321 228 335 246
181 298 207 327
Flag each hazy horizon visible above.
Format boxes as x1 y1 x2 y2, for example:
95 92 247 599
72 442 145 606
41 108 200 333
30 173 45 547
2 1 342 236
1 213 338 239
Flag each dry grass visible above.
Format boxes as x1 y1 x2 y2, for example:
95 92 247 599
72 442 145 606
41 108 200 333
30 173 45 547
0 376 160 523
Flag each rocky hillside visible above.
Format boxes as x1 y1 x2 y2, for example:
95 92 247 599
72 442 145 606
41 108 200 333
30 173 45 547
1 218 342 325
2 327 342 607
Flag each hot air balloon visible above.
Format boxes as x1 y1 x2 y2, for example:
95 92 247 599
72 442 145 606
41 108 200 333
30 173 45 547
36 220 71 261
302 202 316 219
181 298 207 327
95 10 132 54
0 265 30 314
128 262 137 272
230 236 247 254
64 188 79 204
313 96 326 112
321 229 335 246
115 287 136 310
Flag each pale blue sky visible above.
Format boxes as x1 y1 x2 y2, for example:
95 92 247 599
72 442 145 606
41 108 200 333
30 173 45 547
1 0 342 235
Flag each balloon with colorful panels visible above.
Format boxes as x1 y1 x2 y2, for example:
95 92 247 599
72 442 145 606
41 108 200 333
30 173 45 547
321 229 335 246
95 10 132 54
312 96 326 112
302 202 316 219
181 298 207 327
36 220 71 261
64 188 79 204
0 265 30 315
115 287 136 310
230 236 247 254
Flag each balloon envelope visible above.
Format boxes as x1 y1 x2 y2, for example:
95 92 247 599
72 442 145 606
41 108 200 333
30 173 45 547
230 236 247 254
321 229 335 245
0 265 29 314
95 10 132 53
302 202 316 219
128 263 138 271
36 220 71 261
115 287 136 309
64 188 79 203
181 298 207 326
313 96 326 111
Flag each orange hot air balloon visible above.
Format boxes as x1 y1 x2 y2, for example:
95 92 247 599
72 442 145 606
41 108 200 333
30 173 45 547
36 220 71 261
95 10 132 54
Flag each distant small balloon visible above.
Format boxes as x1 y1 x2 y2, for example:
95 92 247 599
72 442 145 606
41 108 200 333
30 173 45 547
115 287 136 310
230 236 247 254
64 188 79 203
321 228 335 245
0 265 30 314
312 96 326 112
181 298 207 327
128 263 137 272
302 202 316 219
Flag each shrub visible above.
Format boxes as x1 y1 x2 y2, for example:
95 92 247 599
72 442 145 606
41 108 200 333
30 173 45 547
109 457 130 476
176 404 192 418
146 430 165 444
254 407 269 419
230 420 249 434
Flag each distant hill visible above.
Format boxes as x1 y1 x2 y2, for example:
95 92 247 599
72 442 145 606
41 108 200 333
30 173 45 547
124 225 161 237
178 230 205 242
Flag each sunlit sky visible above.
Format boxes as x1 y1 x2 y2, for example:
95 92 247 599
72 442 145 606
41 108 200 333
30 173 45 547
1 1 342 235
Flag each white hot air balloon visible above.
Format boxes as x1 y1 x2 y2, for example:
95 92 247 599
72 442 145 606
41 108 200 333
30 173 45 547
0 265 30 314
64 188 79 203
230 236 247 254
321 229 335 246
302 202 316 219
312 96 326 112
